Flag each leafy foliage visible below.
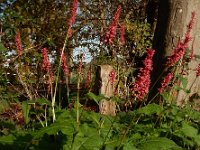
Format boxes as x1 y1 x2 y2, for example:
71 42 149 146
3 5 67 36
0 103 200 149
0 1 200 150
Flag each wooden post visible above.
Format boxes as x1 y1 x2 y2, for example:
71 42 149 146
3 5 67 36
93 65 116 116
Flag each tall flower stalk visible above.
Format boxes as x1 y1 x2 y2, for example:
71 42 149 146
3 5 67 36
41 48 54 96
158 72 174 94
59 48 70 105
59 48 69 76
104 5 121 45
52 0 78 122
166 12 196 68
77 54 83 124
15 29 22 57
67 0 78 38
132 49 155 101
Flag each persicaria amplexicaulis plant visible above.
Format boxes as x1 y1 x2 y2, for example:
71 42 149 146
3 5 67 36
67 0 78 38
166 12 196 68
41 48 54 92
59 48 69 76
158 72 174 94
69 0 78 27
132 49 155 100
104 5 121 45
15 29 22 56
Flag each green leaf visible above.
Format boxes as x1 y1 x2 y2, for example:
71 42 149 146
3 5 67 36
72 124 103 150
123 143 138 150
22 101 30 124
137 103 162 115
36 98 51 106
138 137 181 150
180 122 198 138
0 135 16 145
161 91 173 103
33 119 75 139
90 111 101 126
86 92 105 105
0 43 7 52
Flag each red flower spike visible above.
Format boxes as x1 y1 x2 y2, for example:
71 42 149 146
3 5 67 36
59 49 69 76
67 0 78 38
104 5 121 45
67 27 73 38
41 48 54 91
69 0 78 27
15 29 22 56
158 72 174 94
132 49 155 100
166 12 196 68
41 48 51 72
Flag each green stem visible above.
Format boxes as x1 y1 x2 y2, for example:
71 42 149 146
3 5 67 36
44 105 48 127
117 115 142 149
52 35 68 122
58 82 61 110
101 116 117 148
36 115 44 127
66 76 70 106
76 73 80 124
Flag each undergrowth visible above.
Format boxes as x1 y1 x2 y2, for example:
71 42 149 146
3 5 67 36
0 100 200 150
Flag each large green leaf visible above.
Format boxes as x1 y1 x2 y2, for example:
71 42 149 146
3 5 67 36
0 135 16 145
138 137 181 150
0 132 33 149
33 119 75 139
180 122 198 138
123 143 138 150
71 124 103 150
86 92 105 105
137 103 163 115
179 122 200 146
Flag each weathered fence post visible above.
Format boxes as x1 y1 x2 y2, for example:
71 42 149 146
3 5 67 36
93 65 116 116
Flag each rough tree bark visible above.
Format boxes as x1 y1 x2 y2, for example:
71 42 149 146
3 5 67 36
93 65 116 116
151 0 200 105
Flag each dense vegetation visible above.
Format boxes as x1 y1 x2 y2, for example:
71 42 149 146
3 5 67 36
0 0 200 149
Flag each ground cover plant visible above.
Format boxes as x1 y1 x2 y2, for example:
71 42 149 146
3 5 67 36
1 0 200 150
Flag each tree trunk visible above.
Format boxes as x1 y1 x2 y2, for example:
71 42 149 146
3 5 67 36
151 0 200 105
93 65 116 116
